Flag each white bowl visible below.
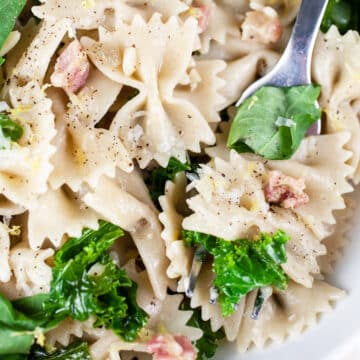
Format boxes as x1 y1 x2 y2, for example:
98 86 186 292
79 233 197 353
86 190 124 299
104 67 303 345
217 188 360 360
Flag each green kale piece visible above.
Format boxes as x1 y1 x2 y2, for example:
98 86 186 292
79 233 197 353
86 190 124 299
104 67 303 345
0 113 23 148
322 0 360 34
0 293 59 357
44 221 148 342
148 157 191 206
183 230 290 316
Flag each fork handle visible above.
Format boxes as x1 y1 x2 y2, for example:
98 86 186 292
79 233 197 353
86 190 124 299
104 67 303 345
272 0 329 86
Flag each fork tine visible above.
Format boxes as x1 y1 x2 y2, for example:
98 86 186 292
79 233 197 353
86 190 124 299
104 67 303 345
186 245 206 298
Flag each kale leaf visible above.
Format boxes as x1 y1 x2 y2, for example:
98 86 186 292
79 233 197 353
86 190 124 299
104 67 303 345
0 293 60 357
227 85 321 160
28 341 91 360
183 230 290 316
181 299 225 360
322 0 360 34
44 221 148 342
148 157 191 207
0 113 23 148
0 0 27 64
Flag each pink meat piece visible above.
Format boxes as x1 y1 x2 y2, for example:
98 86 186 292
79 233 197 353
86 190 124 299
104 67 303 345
147 334 197 360
193 4 211 32
241 10 283 44
51 40 90 93
264 170 309 209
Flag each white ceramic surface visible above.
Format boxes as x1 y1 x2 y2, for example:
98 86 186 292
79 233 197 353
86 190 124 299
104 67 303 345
217 188 360 360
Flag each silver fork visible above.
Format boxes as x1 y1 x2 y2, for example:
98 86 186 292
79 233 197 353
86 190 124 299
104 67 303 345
237 0 329 135
185 0 329 308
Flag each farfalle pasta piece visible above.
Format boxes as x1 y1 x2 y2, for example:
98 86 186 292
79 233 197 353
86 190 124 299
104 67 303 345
241 6 283 44
319 196 355 274
116 167 156 210
159 173 191 292
65 68 123 127
49 67 132 192
219 50 280 107
0 278 23 300
313 27 360 183
33 0 189 30
174 60 227 123
90 330 148 360
9 243 54 297
0 81 56 208
45 316 147 360
28 186 99 250
148 294 202 342
45 318 86 347
83 175 169 300
183 133 353 287
237 280 345 352
45 316 148 360
205 121 232 160
159 174 244 341
0 222 11 283
251 0 301 27
188 0 240 54
8 19 70 86
0 195 25 217
3 19 40 80
81 14 221 167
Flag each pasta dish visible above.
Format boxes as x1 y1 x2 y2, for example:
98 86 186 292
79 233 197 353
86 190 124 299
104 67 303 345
0 0 359 359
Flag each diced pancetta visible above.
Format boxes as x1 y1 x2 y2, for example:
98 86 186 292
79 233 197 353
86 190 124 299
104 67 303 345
264 170 309 209
147 334 197 360
51 40 90 93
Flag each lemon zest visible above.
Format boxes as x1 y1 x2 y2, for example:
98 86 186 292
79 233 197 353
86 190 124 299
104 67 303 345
138 327 154 342
8 225 21 236
323 107 343 131
245 162 256 179
34 328 46 347
187 7 202 18
41 83 51 95
247 96 258 110
81 0 95 9
9 105 32 122
30 158 40 172
250 200 260 212
74 148 86 165
345 63 360 81
158 322 168 335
